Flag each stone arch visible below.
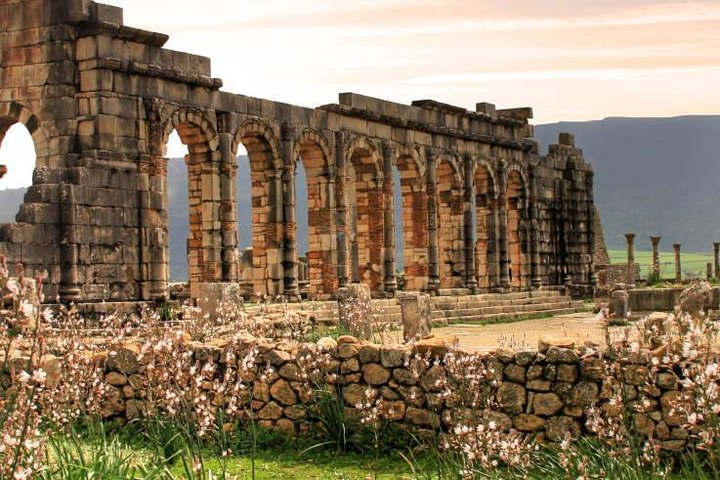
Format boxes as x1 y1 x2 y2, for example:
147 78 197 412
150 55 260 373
234 117 282 171
159 108 223 291
474 159 497 290
0 102 50 172
436 154 465 288
506 165 530 289
346 135 384 290
294 128 337 297
233 117 284 295
396 145 427 290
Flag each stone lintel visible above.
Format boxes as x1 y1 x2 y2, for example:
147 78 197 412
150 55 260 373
78 21 169 48
411 99 467 115
496 107 533 120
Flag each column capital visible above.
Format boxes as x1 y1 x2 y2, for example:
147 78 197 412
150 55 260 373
625 232 636 242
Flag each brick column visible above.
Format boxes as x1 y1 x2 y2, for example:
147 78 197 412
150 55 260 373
625 232 636 288
497 160 510 290
713 242 720 280
382 140 397 294
219 131 238 282
463 154 477 292
426 148 440 293
335 132 349 288
673 243 682 283
529 163 542 289
281 123 300 300
650 236 661 279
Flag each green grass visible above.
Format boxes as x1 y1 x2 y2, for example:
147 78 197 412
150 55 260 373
608 249 714 279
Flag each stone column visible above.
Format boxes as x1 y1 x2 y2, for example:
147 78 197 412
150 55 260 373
625 232 636 288
707 262 713 280
219 131 238 282
529 163 542 289
59 183 81 302
713 242 720 280
586 171 598 286
426 148 440 293
281 123 300 300
650 236 661 279
673 243 682 283
334 132 349 288
381 140 397 294
496 160 510 290
463 154 478 292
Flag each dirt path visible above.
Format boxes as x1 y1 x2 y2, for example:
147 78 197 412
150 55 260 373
433 312 614 353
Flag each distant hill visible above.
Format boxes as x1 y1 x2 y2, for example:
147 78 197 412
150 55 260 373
3 115 719 279
536 116 720 253
0 188 24 223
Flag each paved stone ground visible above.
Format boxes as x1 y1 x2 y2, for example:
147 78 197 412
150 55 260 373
433 312 615 353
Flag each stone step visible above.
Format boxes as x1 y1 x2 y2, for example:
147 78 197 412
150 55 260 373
436 288 471 296
432 295 568 311
430 300 586 320
430 290 561 305
437 306 591 326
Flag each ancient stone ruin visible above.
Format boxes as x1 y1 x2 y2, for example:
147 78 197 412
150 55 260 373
0 0 596 306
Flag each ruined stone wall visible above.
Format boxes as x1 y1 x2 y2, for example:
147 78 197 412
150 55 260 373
0 0 597 304
94 336 696 452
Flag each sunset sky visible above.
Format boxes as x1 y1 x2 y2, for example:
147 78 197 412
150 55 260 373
1 0 719 188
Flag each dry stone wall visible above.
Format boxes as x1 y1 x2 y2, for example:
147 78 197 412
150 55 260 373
0 0 597 305
94 334 701 451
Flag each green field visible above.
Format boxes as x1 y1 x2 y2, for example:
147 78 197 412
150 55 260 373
607 249 715 279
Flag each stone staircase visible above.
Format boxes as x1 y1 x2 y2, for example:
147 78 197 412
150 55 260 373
218 290 589 330
430 290 590 326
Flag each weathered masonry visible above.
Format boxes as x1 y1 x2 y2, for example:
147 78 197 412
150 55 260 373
0 0 596 304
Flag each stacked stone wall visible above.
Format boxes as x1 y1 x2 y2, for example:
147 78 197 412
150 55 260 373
93 335 700 451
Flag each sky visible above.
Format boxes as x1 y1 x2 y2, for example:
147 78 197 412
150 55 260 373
1 0 719 189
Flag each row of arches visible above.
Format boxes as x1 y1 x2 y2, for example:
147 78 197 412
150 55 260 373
159 112 533 298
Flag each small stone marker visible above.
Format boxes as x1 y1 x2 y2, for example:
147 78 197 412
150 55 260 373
398 291 432 342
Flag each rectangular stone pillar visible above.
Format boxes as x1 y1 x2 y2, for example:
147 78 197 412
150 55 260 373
426 148 440 293
714 242 720 280
335 132 349 288
281 123 300 300
463 154 477 292
496 161 510 290
382 140 397 294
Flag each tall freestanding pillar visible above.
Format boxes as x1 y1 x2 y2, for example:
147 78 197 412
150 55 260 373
463 154 478 292
382 140 397 294
713 242 720 280
426 148 440 293
650 236 661 279
673 243 682 283
625 233 636 288
281 123 300 300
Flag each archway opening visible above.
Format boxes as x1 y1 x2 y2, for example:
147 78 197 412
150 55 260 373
437 160 464 288
0 122 36 222
166 130 189 282
396 155 427 291
349 147 383 290
507 170 527 289
237 129 282 296
297 139 336 298
235 144 255 295
475 165 494 289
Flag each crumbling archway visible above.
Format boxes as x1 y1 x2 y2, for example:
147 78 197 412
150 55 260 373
475 162 496 290
507 167 529 289
396 148 427 290
437 157 465 288
295 129 337 298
